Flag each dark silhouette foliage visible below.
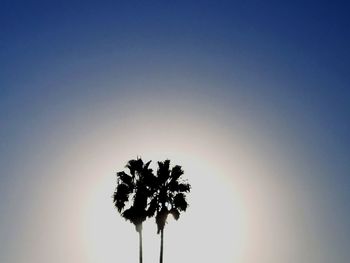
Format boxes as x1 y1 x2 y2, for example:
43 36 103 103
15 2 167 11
113 157 154 263
147 160 191 263
113 158 191 263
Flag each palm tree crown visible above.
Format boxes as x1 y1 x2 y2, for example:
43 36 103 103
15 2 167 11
113 158 154 232
113 158 191 263
148 159 191 233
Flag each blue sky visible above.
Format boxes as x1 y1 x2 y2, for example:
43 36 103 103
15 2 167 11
1 1 349 262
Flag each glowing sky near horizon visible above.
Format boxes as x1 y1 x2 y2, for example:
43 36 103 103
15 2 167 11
1 1 350 263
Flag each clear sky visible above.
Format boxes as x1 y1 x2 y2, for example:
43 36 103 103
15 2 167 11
1 1 349 263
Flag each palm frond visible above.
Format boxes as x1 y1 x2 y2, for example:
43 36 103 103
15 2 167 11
170 165 184 181
144 172 157 191
163 159 170 171
123 206 147 228
174 193 188 211
168 179 179 192
147 197 158 217
178 182 191 193
170 208 180 220
117 171 134 187
126 158 144 176
144 160 152 169
152 160 191 233
157 160 171 185
122 207 135 221
113 183 131 211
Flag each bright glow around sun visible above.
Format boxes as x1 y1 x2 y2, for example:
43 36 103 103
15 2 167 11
82 155 244 263
14 103 322 263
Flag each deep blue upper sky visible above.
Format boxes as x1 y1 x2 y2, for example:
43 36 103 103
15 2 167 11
2 0 349 178
0 1 349 262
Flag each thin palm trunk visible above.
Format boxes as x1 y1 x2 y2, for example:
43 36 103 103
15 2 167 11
159 229 164 263
139 230 143 263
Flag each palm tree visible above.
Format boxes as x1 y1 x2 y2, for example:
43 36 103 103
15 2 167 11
147 160 191 263
113 158 154 263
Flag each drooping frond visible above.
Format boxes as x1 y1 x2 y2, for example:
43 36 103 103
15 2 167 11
121 196 148 233
170 208 180 220
122 206 134 221
113 183 131 212
174 193 188 211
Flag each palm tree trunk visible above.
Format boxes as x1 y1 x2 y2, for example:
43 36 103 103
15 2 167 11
138 230 143 263
159 229 164 263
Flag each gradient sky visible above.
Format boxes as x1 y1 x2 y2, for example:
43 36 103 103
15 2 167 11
1 1 349 263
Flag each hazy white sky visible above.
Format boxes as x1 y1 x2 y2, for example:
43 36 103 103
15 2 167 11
0 93 332 262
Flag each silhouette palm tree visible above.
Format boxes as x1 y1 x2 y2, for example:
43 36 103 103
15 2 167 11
113 158 154 263
147 160 191 263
